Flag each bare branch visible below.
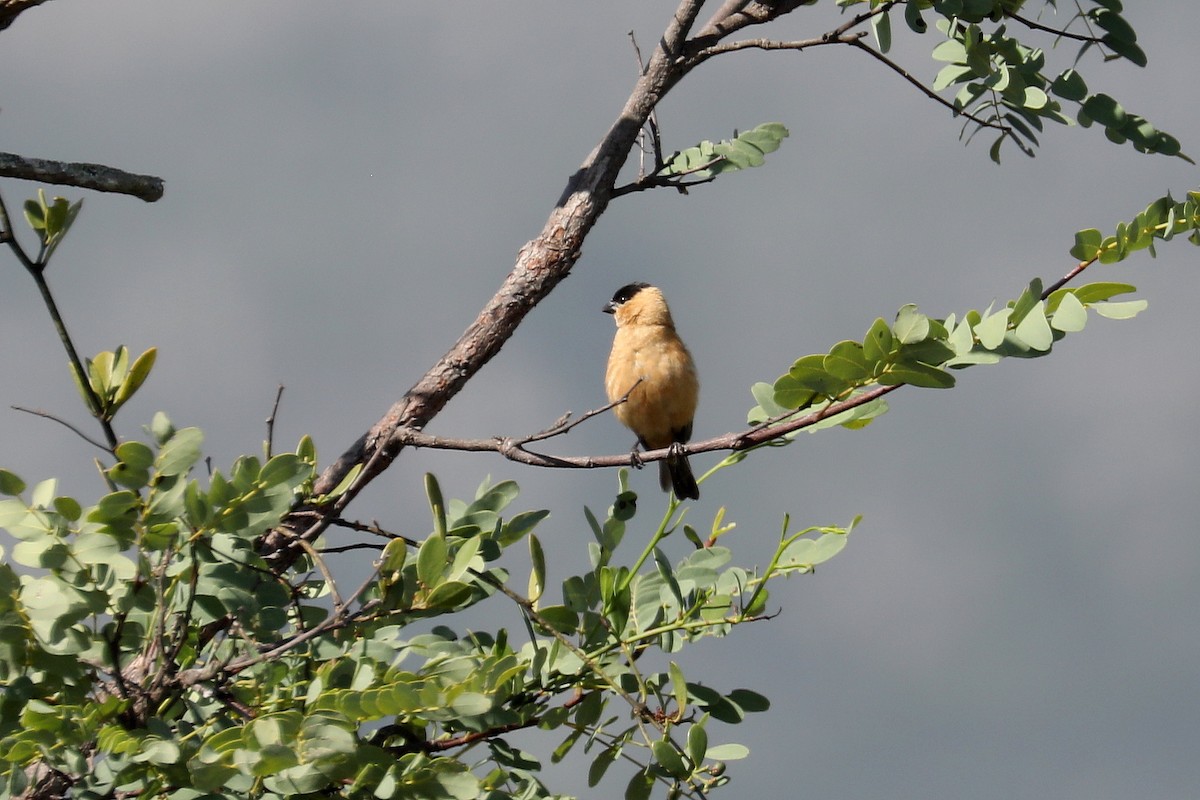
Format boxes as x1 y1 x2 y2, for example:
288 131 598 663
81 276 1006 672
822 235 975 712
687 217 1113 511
265 0 710 557
0 151 164 202
845 37 1007 132
265 384 285 459
1007 10 1099 44
391 383 901 471
10 405 112 453
0 0 52 31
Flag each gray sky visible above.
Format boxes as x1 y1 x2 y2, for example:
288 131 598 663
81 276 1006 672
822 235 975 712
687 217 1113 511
2 2 1198 798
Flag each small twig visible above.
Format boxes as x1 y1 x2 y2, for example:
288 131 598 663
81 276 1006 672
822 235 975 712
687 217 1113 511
10 405 112 453
0 188 37 270
0 0 54 31
1041 257 1095 300
0 187 120 452
265 384 284 458
628 30 667 172
519 378 643 445
316 541 386 555
292 537 344 609
0 152 164 202
325 516 418 547
847 37 1006 132
1007 10 1099 44
612 159 722 198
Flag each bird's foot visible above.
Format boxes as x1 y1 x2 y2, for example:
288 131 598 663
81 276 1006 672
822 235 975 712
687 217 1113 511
628 442 645 470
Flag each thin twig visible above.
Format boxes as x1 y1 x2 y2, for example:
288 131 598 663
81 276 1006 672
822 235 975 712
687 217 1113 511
265 384 284 458
519 377 643 445
1007 10 1098 44
845 37 1005 131
292 537 344 608
10 405 112 452
0 186 120 452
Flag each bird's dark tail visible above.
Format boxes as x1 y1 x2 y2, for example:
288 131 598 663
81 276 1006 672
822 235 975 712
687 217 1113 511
659 449 700 500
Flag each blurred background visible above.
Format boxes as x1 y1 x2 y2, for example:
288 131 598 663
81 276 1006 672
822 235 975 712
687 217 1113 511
1 2 1197 798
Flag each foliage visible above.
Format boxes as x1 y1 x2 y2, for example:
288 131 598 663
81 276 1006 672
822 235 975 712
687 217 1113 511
748 190 1200 429
21 189 81 263
1 3 1198 800
0 412 854 799
658 124 791 182
842 0 1189 162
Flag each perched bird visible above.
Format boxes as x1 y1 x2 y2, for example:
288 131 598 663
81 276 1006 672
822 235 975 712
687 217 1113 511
603 282 700 500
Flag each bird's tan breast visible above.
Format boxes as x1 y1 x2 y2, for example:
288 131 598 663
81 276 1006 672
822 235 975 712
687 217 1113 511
606 324 699 449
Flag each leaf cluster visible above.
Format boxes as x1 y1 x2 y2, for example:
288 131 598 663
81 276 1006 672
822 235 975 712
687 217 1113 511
750 279 1142 426
657 124 790 183
21 189 82 263
69 345 157 422
844 0 1190 161
748 189 1199 431
0 415 856 800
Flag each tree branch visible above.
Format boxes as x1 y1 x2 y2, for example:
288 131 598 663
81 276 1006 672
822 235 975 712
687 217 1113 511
1007 10 1100 44
266 0 709 555
0 0 52 31
844 37 1006 132
10 405 112 453
391 383 900 472
0 152 164 202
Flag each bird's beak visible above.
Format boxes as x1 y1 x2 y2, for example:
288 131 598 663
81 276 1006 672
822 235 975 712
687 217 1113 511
602 301 617 314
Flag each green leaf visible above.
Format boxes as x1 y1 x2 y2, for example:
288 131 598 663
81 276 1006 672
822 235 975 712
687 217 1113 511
416 535 448 589
1050 291 1087 332
535 605 579 634
669 661 688 716
625 770 654 800
974 307 1012 350
904 1 927 34
777 532 848 570
0 469 26 496
686 721 709 768
1071 282 1137 304
651 739 689 779
787 354 849 398
1051 69 1088 102
423 580 473 609
727 688 770 713
862 317 895 363
660 123 789 180
111 347 157 411
892 304 930 344
704 742 750 761
772 373 816 411
588 745 621 788
425 473 447 538
879 361 954 389
23 196 46 231
871 6 891 52
1090 299 1147 320
527 533 546 603
1070 228 1104 261
1013 300 1053 351
156 427 204 477
449 691 492 716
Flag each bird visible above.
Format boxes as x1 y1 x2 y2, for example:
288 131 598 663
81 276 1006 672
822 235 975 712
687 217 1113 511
603 282 700 500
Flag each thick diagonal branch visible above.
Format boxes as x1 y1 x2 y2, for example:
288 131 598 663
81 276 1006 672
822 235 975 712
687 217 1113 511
263 1 707 555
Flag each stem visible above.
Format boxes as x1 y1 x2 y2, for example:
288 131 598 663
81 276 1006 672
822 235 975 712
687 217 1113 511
0 188 119 452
